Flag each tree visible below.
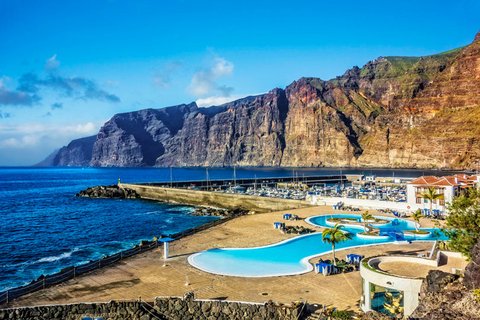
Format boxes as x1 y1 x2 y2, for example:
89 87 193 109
412 209 423 231
322 223 352 266
361 210 374 232
420 186 444 214
444 188 480 260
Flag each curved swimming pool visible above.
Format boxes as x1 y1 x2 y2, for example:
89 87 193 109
187 214 445 277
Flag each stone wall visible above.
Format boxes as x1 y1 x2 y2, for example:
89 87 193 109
0 295 307 320
120 183 313 213
154 295 305 320
0 301 158 320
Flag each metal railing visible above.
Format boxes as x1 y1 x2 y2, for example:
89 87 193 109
0 216 234 306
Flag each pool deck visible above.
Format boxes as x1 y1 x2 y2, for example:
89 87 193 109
10 206 455 311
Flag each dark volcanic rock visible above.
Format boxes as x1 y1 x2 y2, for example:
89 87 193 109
410 271 479 319
465 239 480 289
410 238 480 319
191 207 248 217
424 270 459 293
76 185 140 199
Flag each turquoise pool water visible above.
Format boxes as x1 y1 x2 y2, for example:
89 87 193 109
187 214 446 277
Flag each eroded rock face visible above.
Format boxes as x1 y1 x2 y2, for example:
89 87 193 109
49 33 480 169
410 270 479 320
465 238 480 290
411 238 480 320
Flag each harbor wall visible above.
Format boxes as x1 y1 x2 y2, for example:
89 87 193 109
120 183 313 213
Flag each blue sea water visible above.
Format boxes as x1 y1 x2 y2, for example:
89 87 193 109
0 167 457 291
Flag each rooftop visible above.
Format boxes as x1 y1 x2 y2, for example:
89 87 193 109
370 255 466 279
409 174 479 187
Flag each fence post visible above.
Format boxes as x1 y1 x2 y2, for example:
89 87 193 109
6 290 8 304
73 267 76 278
120 252 123 260
43 278 45 289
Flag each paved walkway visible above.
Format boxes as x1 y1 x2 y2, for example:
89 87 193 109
10 206 450 311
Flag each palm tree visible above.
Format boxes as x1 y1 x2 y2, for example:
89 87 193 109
361 210 374 232
322 223 352 266
420 186 444 214
412 209 422 231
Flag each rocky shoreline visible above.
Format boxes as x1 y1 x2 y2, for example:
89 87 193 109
76 185 249 218
191 207 249 218
76 185 140 199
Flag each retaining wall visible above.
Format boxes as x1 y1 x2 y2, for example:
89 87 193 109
0 295 307 320
310 195 412 211
120 183 312 213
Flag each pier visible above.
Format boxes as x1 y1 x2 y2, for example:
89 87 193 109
119 174 354 212
141 174 355 190
119 183 313 212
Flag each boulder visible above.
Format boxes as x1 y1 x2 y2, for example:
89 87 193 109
76 185 140 199
464 238 480 289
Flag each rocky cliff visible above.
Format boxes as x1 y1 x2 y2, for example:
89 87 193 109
52 135 96 166
48 32 480 169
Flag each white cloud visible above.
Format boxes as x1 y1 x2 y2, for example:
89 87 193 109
0 135 39 148
188 55 235 98
70 122 96 134
189 71 214 96
196 95 241 107
0 121 99 149
45 54 60 71
211 57 234 77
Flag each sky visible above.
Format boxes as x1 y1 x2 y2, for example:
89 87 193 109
0 0 479 166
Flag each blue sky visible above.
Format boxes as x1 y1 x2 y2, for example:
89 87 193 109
0 0 478 165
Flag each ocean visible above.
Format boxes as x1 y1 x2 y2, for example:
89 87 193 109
0 166 461 291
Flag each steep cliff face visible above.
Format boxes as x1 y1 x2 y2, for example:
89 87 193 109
358 34 480 169
156 90 288 167
52 135 96 166
49 32 480 169
90 103 196 166
281 77 379 167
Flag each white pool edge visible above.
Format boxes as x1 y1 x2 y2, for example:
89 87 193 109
188 214 439 278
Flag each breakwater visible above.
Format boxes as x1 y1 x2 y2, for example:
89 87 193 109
0 294 308 320
143 174 351 189
120 183 313 213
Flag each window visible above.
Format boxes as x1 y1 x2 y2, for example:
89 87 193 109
416 198 422 204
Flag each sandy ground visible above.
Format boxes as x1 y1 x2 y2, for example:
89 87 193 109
10 206 457 311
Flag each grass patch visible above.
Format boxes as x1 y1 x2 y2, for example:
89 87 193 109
406 230 430 235
328 217 358 222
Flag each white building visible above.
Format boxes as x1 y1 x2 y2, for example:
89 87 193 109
406 174 480 212
360 252 465 318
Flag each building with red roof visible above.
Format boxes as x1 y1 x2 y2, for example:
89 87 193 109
406 174 480 213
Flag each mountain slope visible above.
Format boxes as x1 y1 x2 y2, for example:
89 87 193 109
46 32 480 169
53 135 96 166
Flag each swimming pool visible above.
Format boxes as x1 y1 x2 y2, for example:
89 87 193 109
187 214 446 277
